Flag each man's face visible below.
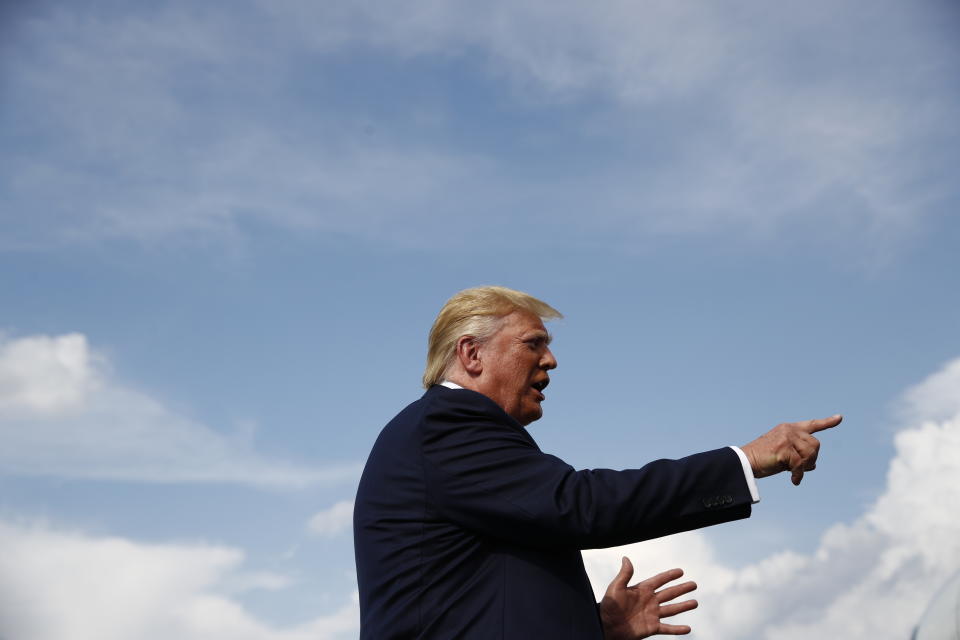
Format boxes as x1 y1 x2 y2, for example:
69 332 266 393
475 311 557 426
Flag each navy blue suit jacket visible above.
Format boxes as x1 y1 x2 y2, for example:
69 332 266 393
354 385 752 639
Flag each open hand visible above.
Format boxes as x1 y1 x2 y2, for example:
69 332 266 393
599 557 698 639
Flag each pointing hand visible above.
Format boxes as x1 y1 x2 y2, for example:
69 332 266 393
741 414 842 485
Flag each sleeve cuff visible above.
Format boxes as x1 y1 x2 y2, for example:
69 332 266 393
729 445 760 504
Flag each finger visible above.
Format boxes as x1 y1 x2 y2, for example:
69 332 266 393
611 556 634 590
659 598 698 618
785 444 804 471
639 567 685 591
658 623 692 635
793 435 819 471
799 414 842 434
795 431 819 455
797 433 820 470
655 580 697 604
790 437 819 484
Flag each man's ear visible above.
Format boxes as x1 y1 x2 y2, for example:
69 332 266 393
455 336 483 375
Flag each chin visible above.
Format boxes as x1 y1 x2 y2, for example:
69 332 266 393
519 407 543 426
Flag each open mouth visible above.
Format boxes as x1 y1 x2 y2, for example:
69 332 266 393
531 379 549 392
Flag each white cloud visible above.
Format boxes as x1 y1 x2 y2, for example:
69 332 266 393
0 333 101 414
0 333 359 487
583 356 960 639
308 501 354 537
899 357 960 424
0 520 358 640
223 572 295 594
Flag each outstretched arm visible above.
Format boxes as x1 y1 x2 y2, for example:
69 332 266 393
600 558 698 639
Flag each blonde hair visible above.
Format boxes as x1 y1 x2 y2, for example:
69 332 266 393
422 286 562 388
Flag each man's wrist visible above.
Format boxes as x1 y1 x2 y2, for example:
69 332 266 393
729 446 760 503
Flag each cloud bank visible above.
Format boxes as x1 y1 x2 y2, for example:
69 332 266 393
584 356 960 638
0 521 358 640
0 332 358 487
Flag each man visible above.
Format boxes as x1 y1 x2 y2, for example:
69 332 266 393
354 286 840 639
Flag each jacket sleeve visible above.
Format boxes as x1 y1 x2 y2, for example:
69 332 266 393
420 391 751 550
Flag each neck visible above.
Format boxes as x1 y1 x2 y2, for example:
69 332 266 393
443 371 478 392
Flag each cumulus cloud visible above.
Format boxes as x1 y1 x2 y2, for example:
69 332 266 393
308 501 354 537
583 356 960 639
0 520 358 640
0 333 101 414
0 333 359 487
899 357 960 424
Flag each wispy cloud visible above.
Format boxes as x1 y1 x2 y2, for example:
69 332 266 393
0 332 359 487
2 1 956 257
583 355 960 638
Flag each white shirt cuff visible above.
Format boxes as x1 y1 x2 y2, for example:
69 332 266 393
729 446 760 503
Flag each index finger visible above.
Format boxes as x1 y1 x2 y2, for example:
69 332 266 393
799 414 842 434
639 568 685 590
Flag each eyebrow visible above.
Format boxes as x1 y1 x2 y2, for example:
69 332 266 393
525 331 553 345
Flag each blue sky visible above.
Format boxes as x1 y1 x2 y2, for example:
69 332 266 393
1 1 959 638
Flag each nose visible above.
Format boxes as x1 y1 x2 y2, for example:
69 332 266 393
541 347 557 370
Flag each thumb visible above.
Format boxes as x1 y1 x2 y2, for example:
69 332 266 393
612 556 634 590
